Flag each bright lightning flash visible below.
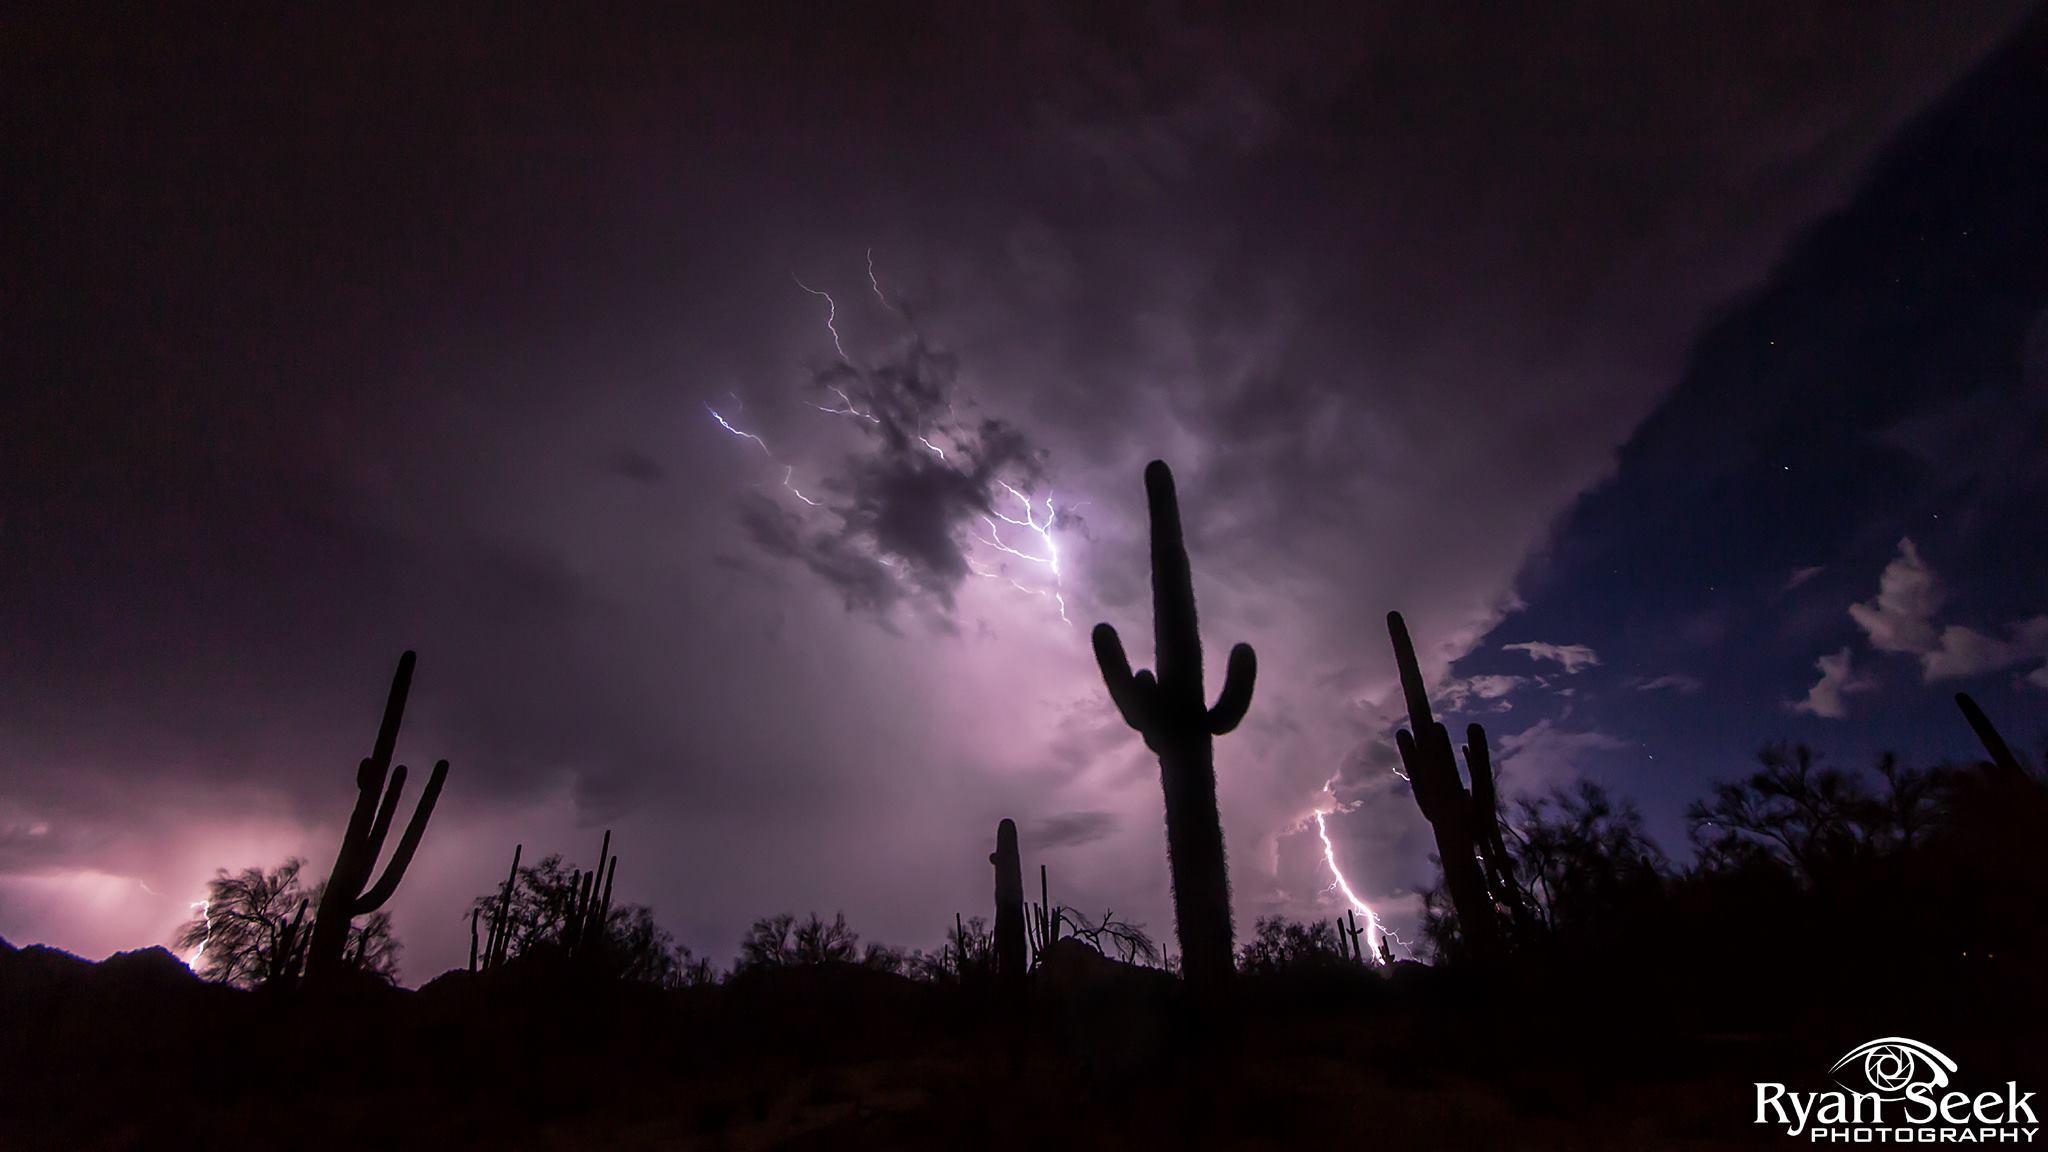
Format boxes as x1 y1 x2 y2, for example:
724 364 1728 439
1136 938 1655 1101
187 899 211 965
1310 778 1414 964
706 258 1076 627
706 403 771 455
792 274 848 361
974 481 1070 624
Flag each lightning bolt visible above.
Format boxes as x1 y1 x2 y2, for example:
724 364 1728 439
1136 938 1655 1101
974 481 1070 624
706 404 827 509
814 385 881 424
867 247 898 314
1309 779 1414 964
706 403 771 455
792 274 848 361
187 899 211 965
706 258 1078 628
782 466 821 507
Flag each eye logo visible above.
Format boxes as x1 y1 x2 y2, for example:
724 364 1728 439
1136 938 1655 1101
1828 1037 1959 1101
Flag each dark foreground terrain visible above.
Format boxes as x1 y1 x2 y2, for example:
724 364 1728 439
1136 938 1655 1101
5 934 2040 1151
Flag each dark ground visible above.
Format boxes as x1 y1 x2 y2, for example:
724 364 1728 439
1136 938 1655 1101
4 933 2040 1150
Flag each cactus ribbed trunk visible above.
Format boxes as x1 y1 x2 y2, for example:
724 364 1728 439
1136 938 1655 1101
1094 461 1258 995
991 819 1026 994
1387 613 1499 962
307 651 450 984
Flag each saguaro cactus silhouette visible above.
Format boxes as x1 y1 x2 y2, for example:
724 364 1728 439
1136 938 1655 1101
306 651 450 983
1387 612 1500 961
1336 907 1366 964
1957 692 2026 778
990 819 1026 992
1093 460 1257 993
483 843 522 970
565 830 618 961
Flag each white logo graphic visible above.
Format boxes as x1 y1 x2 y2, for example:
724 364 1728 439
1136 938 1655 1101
1829 1037 1960 1103
1756 1036 2037 1142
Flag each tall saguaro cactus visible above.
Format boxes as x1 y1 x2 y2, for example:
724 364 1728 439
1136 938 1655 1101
991 819 1026 993
1387 612 1500 961
306 651 450 983
1093 460 1257 993
1956 693 2026 778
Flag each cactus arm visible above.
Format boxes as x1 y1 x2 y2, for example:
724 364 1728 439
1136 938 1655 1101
1092 624 1160 735
369 651 416 775
1207 643 1258 735
1956 692 2024 776
353 759 447 914
1464 726 1497 817
1387 612 1437 741
362 764 408 867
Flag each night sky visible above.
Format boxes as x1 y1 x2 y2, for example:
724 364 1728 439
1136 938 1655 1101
5 5 2045 981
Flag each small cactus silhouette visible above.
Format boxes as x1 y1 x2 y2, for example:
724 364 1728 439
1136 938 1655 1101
991 819 1026 993
266 898 310 986
1387 613 1500 961
306 651 449 983
1027 864 1062 968
1094 460 1257 993
483 844 522 970
1337 908 1366 964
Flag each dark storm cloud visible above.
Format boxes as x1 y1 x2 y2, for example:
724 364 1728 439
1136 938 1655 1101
2 3 2036 972
607 449 666 486
739 493 904 617
728 335 1057 622
1028 811 1119 851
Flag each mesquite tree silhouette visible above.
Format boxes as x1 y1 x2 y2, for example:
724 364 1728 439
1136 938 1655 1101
306 651 448 984
173 859 400 987
1093 460 1257 995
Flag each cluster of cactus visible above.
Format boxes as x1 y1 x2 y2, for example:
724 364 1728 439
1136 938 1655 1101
474 844 523 972
1093 461 1258 994
264 898 312 987
562 830 620 962
1333 908 1366 964
1026 864 1063 968
950 912 995 979
307 651 450 985
1386 613 1530 962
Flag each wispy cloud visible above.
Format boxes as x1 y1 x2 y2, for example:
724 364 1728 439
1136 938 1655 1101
1788 647 1878 719
1846 538 2048 685
1502 641 1601 674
